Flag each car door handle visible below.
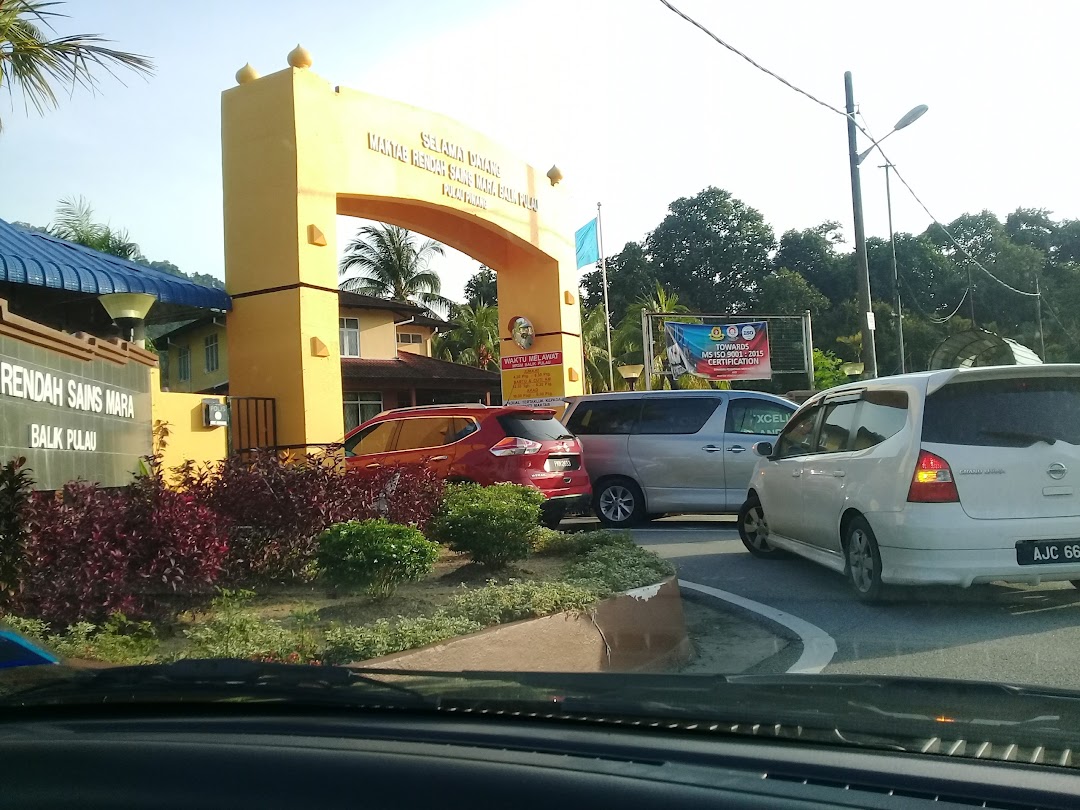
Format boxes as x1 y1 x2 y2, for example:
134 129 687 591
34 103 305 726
832 470 846 478
366 463 381 469
726 445 746 453
791 469 803 477
702 445 723 453
428 455 449 462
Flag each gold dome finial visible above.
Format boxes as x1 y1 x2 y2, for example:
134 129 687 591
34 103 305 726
287 44 312 69
235 63 260 84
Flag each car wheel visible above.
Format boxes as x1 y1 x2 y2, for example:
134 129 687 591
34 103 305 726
844 515 888 602
595 478 646 528
738 495 785 558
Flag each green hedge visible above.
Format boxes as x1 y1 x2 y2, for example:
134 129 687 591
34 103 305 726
428 483 544 568
316 519 439 598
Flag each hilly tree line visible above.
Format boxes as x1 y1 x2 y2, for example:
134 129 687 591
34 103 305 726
576 186 1080 391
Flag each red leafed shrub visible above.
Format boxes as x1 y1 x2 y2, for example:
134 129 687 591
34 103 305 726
174 451 444 585
18 478 229 625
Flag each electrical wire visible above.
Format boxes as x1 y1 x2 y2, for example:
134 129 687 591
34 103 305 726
1041 297 1080 348
898 274 968 324
869 145 1040 299
656 0 1042 304
655 0 850 119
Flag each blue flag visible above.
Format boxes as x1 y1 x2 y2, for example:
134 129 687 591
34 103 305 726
575 218 599 269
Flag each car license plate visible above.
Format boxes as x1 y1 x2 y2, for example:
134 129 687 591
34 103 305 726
545 457 579 472
1016 539 1080 565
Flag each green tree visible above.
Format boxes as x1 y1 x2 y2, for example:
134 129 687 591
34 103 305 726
581 241 655 320
463 265 497 307
756 268 828 315
580 304 614 393
339 224 449 314
645 187 775 313
0 0 152 131
48 196 141 259
21 199 226 291
772 222 852 305
432 303 499 370
812 349 848 390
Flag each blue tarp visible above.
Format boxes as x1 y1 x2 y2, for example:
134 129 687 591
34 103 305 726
0 217 231 312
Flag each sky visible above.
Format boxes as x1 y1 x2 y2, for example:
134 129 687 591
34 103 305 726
3 0 1079 302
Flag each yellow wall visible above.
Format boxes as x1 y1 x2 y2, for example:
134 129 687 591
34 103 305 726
395 324 433 357
221 51 583 449
160 320 228 393
339 307 398 360
149 368 229 480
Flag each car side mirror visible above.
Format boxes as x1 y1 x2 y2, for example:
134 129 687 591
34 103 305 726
752 441 774 458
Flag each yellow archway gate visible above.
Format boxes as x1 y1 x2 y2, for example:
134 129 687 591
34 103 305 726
222 47 584 448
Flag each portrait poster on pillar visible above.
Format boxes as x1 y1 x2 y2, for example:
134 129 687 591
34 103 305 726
501 351 564 406
664 321 773 382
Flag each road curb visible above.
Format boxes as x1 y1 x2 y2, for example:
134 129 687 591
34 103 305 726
678 580 837 674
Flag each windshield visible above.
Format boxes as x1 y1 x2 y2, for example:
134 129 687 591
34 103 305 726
6 0 1080 778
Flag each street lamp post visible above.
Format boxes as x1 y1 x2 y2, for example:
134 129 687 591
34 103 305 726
844 71 877 380
845 71 927 379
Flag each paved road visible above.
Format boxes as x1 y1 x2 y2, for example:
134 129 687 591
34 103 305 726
568 516 1080 689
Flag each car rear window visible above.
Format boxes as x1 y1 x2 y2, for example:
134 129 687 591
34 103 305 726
922 376 1080 447
497 414 573 442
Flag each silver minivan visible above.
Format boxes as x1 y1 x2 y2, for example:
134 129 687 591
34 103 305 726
561 390 796 527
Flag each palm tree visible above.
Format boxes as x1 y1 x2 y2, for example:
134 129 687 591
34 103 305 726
48 196 142 259
581 304 613 393
432 303 499 370
0 1 153 131
339 224 449 314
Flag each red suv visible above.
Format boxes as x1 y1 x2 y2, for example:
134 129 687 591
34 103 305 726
343 405 591 527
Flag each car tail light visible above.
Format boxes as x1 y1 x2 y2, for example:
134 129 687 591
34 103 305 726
907 449 960 503
490 437 542 456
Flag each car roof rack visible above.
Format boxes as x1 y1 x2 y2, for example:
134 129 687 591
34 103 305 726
380 403 492 414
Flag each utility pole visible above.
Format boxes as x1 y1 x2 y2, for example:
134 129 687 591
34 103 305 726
1035 273 1047 360
845 71 877 379
881 162 905 373
597 202 615 391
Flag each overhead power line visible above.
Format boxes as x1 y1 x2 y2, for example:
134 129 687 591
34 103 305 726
657 0 1041 303
655 0 849 120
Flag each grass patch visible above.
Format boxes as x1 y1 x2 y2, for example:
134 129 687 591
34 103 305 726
5 528 674 666
563 544 676 596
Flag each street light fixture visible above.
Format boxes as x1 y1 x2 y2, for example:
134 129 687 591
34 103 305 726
617 364 645 391
99 292 157 347
857 104 928 165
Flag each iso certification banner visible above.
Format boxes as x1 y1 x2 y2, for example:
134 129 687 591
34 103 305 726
664 321 773 381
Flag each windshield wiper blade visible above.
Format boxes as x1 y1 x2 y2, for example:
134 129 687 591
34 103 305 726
980 428 1059 446
0 659 437 708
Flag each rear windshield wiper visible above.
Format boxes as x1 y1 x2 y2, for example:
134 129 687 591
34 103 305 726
980 429 1059 446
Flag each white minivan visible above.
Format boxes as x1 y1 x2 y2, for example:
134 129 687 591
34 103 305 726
740 365 1080 601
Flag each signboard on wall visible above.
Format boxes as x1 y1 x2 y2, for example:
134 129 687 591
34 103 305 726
501 351 564 405
0 333 152 490
664 321 773 382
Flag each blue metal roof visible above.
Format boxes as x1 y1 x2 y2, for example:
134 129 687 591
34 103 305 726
0 217 231 312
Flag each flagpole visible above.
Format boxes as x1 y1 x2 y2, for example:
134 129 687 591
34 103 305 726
597 202 615 390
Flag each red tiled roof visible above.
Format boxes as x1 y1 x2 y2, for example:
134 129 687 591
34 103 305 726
341 352 500 384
